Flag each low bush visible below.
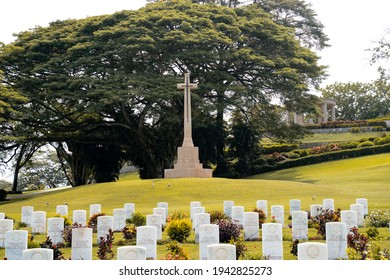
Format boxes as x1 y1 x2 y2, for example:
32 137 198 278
216 219 242 243
128 212 146 227
209 210 231 224
252 208 267 227
0 189 7 201
162 241 190 260
350 127 361 133
311 208 341 238
365 209 390 227
97 228 115 260
166 219 192 243
357 141 374 148
122 224 137 242
262 144 299 154
87 213 105 233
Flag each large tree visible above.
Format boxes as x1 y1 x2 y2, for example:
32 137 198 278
0 0 324 180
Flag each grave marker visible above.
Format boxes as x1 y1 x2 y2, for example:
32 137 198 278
207 244 236 260
289 199 301 215
298 242 328 260
223 201 234 218
0 213 4 219
190 201 201 221
47 217 64 245
117 246 147 260
199 224 219 260
157 202 168 219
153 207 167 226
136 226 157 260
356 198 368 216
124 203 135 220
323 199 334 211
0 219 13 247
21 206 33 226
262 223 283 260
194 212 210 243
350 204 364 227
113 208 126 232
90 204 101 218
5 230 28 260
146 214 162 240
192 206 205 229
231 206 244 225
56 205 68 217
326 222 347 260
271 205 284 225
32 211 46 234
71 228 93 260
22 248 53 260
292 211 308 240
256 200 268 218
310 204 322 218
341 210 358 231
243 212 259 241
72 210 87 226
97 215 113 243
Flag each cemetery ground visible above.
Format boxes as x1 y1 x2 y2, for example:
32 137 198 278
1 153 390 260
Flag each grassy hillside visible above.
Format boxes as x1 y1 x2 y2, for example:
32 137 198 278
1 154 390 260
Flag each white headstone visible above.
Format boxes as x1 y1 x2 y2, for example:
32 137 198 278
292 211 308 240
22 248 53 260
0 213 4 219
289 199 301 215
124 203 135 220
262 223 283 260
72 210 87 226
256 200 268 218
199 224 219 260
223 201 234 218
326 222 347 260
89 204 101 218
207 244 236 260
71 228 93 260
231 206 244 225
153 207 167 226
21 206 33 226
190 201 202 221
0 219 13 247
117 246 147 260
323 199 334 211
192 207 206 229
5 230 28 260
32 211 46 234
56 205 68 217
243 212 259 241
146 214 162 240
341 210 358 231
113 208 126 232
136 226 157 260
271 205 284 225
298 242 328 260
350 204 364 227
97 215 113 243
310 204 323 218
157 202 168 218
194 212 211 243
356 198 368 216
47 217 64 245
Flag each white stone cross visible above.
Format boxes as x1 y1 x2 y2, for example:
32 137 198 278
177 72 198 147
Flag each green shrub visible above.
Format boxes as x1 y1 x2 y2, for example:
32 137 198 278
0 189 7 201
122 224 137 241
128 212 146 227
292 149 310 157
252 208 267 227
339 141 360 149
167 210 189 222
262 144 299 154
366 227 379 239
253 157 267 166
357 141 374 148
87 213 105 233
311 208 341 238
166 219 192 242
347 227 369 260
371 126 384 131
350 127 361 133
209 210 231 223
281 152 300 159
374 135 390 145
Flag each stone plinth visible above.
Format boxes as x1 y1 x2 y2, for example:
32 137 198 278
164 146 212 178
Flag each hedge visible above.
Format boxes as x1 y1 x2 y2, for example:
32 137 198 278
253 143 390 174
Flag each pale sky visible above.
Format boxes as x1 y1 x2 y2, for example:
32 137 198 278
0 0 389 86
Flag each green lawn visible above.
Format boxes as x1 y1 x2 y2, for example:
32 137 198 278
301 131 388 144
1 154 390 260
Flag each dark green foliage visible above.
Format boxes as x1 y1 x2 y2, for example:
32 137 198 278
62 223 84 247
122 224 137 242
347 227 370 260
39 236 64 260
262 144 299 154
215 219 242 243
366 227 379 239
163 241 190 260
209 210 231 224
290 239 300 256
252 208 267 228
97 228 115 260
128 212 146 227
357 141 374 148
0 189 7 200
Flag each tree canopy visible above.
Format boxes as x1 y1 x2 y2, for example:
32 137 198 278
0 0 325 183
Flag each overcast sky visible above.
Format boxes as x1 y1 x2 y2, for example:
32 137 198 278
1 0 389 87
